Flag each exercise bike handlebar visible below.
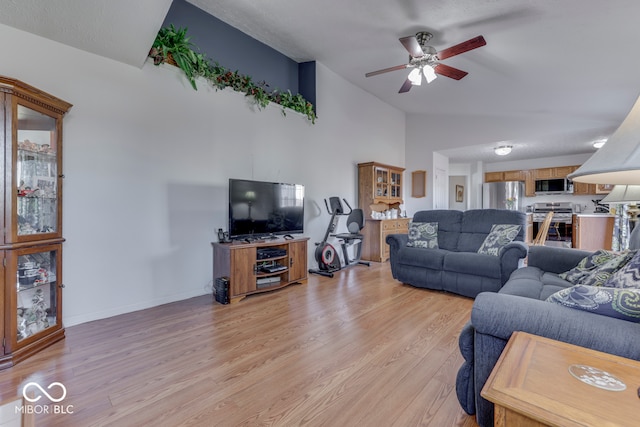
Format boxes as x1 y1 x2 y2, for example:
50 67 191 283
324 197 353 216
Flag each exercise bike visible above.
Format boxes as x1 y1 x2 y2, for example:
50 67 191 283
309 197 370 278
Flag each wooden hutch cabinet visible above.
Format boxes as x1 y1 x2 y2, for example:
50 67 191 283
0 76 72 369
358 162 405 217
358 162 408 262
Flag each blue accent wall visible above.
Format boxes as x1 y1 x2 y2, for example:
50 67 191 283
298 61 316 111
163 0 315 110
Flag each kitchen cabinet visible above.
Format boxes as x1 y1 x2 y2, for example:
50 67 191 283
524 171 536 197
488 165 605 196
503 170 525 181
572 214 614 251
358 162 405 218
534 166 575 179
484 171 505 182
0 76 72 369
484 170 525 183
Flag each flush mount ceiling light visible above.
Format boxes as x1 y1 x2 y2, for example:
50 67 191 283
592 139 607 149
494 145 513 156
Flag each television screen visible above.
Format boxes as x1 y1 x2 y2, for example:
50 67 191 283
229 179 304 239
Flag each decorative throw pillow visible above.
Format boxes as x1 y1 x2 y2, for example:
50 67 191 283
602 250 640 288
559 250 608 283
579 251 637 287
546 284 640 323
477 224 521 256
406 222 438 248
558 249 627 284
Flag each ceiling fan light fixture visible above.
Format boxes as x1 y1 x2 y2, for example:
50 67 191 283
423 65 437 83
408 68 422 86
494 145 513 156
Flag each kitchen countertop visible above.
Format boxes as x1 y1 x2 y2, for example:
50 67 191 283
574 213 614 217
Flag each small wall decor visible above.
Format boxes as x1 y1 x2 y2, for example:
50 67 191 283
412 170 426 198
456 185 464 202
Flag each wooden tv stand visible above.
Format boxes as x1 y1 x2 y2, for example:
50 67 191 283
212 236 309 303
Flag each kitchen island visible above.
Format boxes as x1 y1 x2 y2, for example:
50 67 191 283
572 213 615 251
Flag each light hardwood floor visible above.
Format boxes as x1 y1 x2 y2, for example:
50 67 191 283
0 263 479 427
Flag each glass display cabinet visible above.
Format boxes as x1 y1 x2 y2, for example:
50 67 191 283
0 76 71 369
9 244 62 346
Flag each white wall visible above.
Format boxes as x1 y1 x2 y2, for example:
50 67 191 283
0 24 405 326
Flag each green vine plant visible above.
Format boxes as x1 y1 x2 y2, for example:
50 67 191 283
149 25 317 124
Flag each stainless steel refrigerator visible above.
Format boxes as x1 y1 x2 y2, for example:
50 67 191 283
482 181 525 211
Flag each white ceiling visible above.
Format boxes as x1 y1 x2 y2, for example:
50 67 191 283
2 0 639 163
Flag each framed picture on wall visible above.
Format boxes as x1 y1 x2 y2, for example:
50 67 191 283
456 185 464 202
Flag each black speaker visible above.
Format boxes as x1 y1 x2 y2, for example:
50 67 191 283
214 277 230 304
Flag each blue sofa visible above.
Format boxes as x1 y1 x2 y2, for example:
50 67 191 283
385 209 528 298
456 245 640 427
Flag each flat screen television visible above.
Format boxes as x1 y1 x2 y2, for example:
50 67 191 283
228 178 305 239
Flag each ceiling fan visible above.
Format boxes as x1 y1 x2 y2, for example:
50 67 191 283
365 32 486 93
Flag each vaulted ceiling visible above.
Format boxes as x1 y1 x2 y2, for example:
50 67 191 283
2 0 639 163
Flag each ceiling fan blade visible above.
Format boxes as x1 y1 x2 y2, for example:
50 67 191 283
365 64 409 78
399 35 424 58
398 79 413 93
434 63 468 80
437 35 486 60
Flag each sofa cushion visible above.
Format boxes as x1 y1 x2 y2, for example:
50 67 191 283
603 250 640 288
547 285 640 323
444 252 501 279
477 224 522 256
501 267 571 300
412 210 463 251
395 247 447 270
559 249 635 284
456 209 526 252
406 221 439 248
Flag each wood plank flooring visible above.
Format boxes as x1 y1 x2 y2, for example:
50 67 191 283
0 263 479 427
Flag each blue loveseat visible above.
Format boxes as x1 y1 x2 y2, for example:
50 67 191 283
385 209 528 298
456 245 640 427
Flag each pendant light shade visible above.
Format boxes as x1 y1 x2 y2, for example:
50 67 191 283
569 95 640 184
600 185 640 204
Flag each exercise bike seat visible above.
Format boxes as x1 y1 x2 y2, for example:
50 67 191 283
333 208 365 241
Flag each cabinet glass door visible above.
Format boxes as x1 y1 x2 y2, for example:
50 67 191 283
16 104 59 237
375 167 389 197
390 171 402 198
16 247 60 343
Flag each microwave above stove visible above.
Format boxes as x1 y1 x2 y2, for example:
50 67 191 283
534 178 573 194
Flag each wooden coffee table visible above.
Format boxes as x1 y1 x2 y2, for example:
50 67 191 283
481 331 640 427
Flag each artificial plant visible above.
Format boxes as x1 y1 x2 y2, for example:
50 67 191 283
149 25 316 124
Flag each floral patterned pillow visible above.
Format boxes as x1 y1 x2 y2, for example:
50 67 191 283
602 250 640 288
477 224 521 256
406 222 438 248
546 284 640 323
558 249 628 284
579 251 637 287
